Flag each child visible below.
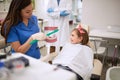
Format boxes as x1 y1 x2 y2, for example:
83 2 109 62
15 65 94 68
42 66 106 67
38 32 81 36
42 24 93 80
1 0 46 59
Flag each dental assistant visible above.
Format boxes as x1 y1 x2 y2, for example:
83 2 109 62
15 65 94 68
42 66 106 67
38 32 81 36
47 0 72 53
1 0 46 59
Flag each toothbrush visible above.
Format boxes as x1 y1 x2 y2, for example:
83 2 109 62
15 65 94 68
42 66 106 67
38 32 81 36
30 29 59 45
46 29 59 36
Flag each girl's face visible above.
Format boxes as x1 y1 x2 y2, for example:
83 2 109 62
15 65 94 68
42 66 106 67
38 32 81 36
70 31 82 44
21 3 33 19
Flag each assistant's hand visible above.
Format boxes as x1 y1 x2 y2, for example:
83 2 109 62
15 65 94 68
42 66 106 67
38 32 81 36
60 10 70 16
47 8 54 13
31 32 46 41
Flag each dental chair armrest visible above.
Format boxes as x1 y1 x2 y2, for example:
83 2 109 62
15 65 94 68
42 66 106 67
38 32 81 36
90 59 103 80
40 52 58 62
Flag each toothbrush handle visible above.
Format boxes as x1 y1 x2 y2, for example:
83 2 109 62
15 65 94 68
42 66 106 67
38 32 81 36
30 40 38 45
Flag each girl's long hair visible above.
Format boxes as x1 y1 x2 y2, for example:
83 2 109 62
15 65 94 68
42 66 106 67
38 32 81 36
1 0 32 43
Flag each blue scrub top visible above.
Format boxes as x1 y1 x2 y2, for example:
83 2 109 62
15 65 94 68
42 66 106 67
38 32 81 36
7 15 41 59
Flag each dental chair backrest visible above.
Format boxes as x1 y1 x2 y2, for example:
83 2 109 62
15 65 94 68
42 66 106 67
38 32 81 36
77 24 92 80
76 23 90 33
77 24 103 80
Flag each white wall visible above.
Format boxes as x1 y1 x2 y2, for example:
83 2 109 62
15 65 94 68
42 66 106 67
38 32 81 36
0 0 49 20
81 0 120 29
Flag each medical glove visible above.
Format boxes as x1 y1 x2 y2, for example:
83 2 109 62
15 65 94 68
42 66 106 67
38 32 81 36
31 32 46 41
47 8 54 13
60 10 70 16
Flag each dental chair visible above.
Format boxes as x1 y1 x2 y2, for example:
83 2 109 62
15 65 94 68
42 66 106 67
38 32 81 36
40 43 103 80
82 24 104 80
40 24 103 80
90 59 103 80
40 52 103 80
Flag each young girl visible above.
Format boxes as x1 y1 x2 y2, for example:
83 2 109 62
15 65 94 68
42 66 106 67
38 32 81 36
1 0 46 59
51 25 94 80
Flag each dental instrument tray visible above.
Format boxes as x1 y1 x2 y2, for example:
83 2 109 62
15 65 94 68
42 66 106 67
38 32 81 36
4 56 29 69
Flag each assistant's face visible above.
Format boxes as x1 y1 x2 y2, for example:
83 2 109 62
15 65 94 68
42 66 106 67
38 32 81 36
21 3 33 19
